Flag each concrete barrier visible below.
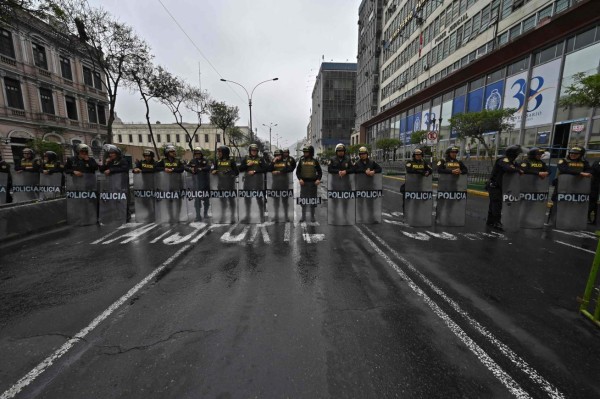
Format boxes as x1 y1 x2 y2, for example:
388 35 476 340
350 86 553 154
0 198 67 242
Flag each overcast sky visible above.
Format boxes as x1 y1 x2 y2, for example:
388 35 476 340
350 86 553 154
87 0 361 149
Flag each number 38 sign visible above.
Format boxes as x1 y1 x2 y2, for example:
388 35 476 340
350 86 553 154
503 58 562 128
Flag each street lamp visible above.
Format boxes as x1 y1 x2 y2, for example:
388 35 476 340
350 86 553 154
262 122 277 153
220 77 279 142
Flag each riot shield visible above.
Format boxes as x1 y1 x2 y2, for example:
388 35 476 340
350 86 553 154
267 173 294 223
435 174 467 226
355 173 382 224
238 172 265 224
327 173 355 225
210 173 238 224
12 172 39 202
154 172 188 224
39 173 62 200
500 173 521 232
519 175 550 229
184 171 211 222
556 174 591 230
98 173 128 225
0 173 8 204
404 174 433 227
133 173 155 223
66 173 97 226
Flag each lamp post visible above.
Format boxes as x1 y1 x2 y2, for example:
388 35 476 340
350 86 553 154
220 77 279 142
262 123 277 153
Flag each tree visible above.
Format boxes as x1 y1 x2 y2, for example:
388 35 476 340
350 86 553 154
224 126 248 158
559 72 600 109
376 138 401 161
126 60 160 157
449 108 516 165
209 101 240 157
27 138 63 158
56 0 152 144
348 143 372 156
410 130 427 145
0 0 63 23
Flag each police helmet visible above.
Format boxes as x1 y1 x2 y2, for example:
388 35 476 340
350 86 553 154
569 146 585 156
217 145 230 158
163 144 176 157
527 147 544 158
249 143 259 152
142 149 155 157
193 147 203 155
104 144 121 157
335 143 346 152
283 148 290 154
445 146 460 156
274 149 283 156
358 146 369 155
505 145 522 159
22 147 34 156
44 151 57 162
78 144 90 153
413 148 424 157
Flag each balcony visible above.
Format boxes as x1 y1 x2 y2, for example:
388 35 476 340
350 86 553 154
1 55 16 67
38 68 52 78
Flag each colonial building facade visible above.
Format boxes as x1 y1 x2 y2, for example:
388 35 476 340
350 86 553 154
0 10 109 163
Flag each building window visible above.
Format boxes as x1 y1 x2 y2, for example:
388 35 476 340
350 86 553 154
194 135 199 143
60 56 73 80
93 71 102 90
97 104 106 125
498 31 509 46
4 77 24 109
65 95 78 120
157 134 161 142
176 134 180 143
216 134 221 143
522 15 536 33
118 134 123 142
128 134 133 142
32 42 47 69
0 28 15 58
39 87 55 114
87 102 98 123
205 134 209 143
166 134 171 143
83 66 93 86
509 24 522 40
138 134 143 143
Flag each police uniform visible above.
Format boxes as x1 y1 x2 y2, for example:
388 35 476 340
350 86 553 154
0 157 11 203
296 152 323 221
135 159 158 173
520 158 549 175
405 159 432 175
328 154 354 175
64 156 99 174
267 157 294 174
353 158 382 174
99 157 129 174
239 154 266 221
437 158 468 174
156 157 184 173
486 155 520 227
282 154 297 172
185 156 212 220
41 160 63 174
14 157 41 173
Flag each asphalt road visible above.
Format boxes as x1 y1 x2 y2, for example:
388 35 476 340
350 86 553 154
1 175 599 399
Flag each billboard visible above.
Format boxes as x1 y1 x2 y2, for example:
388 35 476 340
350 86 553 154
451 95 466 139
525 58 561 127
484 80 504 111
467 88 484 113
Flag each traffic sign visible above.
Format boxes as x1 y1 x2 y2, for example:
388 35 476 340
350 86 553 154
427 131 438 141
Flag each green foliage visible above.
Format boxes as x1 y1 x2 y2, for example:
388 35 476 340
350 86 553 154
209 101 240 133
410 130 427 145
26 138 63 158
376 138 401 160
348 143 372 155
559 72 600 109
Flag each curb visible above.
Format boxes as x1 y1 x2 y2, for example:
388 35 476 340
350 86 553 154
383 175 489 198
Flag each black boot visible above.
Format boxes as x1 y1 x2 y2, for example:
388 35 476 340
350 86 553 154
310 207 316 222
300 207 306 222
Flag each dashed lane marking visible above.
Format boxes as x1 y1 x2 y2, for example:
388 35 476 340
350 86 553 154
361 225 565 399
554 240 595 255
354 225 532 398
0 245 192 399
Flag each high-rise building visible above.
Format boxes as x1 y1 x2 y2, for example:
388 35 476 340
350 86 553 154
355 0 384 139
309 62 357 156
0 9 109 163
359 0 600 160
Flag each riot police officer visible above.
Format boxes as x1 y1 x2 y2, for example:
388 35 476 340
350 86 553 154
486 145 522 230
185 147 212 221
0 153 11 203
41 151 63 175
64 144 98 176
437 146 468 175
296 145 322 222
520 147 549 177
353 146 382 175
328 143 353 176
211 145 239 223
239 143 267 222
282 148 296 171
99 145 129 175
14 148 40 173
133 149 157 173
156 145 184 173
401 148 432 212
267 149 294 221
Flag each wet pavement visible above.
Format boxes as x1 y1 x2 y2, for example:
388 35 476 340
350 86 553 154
1 175 600 398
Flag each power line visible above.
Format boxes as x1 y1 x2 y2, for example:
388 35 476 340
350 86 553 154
156 0 245 103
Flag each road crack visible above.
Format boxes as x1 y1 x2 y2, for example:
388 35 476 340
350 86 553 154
97 328 217 355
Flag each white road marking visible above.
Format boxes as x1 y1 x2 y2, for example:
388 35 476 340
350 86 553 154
384 219 409 227
401 231 430 241
384 189 401 195
362 225 565 399
163 223 207 246
391 211 403 217
554 229 597 239
220 224 250 244
460 233 482 241
354 226 532 398
301 222 325 244
284 222 291 242
0 245 192 399
260 224 271 244
150 229 172 244
247 225 260 243
426 231 458 240
102 224 157 244
554 240 596 255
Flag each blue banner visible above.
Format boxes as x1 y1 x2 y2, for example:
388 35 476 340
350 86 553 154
451 95 466 139
484 80 504 111
467 88 484 113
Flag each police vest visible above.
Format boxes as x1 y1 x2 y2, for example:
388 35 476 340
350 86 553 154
163 161 180 168
244 157 261 172
20 160 34 168
141 161 155 170
43 163 58 170
521 161 544 170
407 162 425 170
300 159 317 179
445 161 461 169
217 160 232 173
559 159 585 172
273 161 287 172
